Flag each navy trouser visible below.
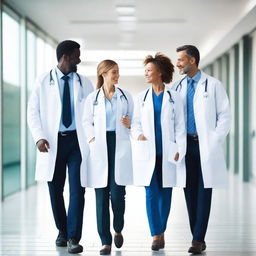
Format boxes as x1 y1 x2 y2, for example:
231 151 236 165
184 136 212 242
48 131 85 242
95 131 126 246
145 156 172 236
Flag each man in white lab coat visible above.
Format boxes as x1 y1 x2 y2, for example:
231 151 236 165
27 40 93 254
174 45 230 254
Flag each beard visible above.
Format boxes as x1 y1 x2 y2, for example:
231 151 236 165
179 64 191 75
70 64 77 73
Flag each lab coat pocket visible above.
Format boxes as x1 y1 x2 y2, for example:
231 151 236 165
36 151 50 171
206 130 225 164
89 141 99 160
131 140 150 161
209 130 221 150
167 141 179 164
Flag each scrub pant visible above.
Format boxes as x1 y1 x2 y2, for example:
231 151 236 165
48 131 85 242
184 136 212 242
145 155 172 236
95 131 126 245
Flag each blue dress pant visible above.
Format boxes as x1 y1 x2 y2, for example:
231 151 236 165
184 136 212 242
48 131 85 242
95 131 126 246
145 156 172 236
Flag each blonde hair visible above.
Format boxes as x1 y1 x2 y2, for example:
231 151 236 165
96 59 118 89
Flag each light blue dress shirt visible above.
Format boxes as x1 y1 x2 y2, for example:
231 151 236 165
105 91 117 131
186 70 201 135
188 70 201 90
55 67 76 132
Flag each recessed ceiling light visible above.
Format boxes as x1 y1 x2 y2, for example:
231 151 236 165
117 15 137 22
116 5 135 15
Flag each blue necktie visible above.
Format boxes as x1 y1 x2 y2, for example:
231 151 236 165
187 78 197 134
62 76 72 128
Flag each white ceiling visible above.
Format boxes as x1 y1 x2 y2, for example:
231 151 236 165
4 0 256 82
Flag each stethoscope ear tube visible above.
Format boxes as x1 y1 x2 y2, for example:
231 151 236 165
49 69 82 87
93 87 129 116
176 76 208 98
142 89 175 106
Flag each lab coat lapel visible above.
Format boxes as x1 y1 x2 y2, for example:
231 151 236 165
194 71 207 102
73 73 79 109
180 77 188 105
51 69 61 106
161 86 170 123
143 87 155 141
115 87 122 135
97 88 107 137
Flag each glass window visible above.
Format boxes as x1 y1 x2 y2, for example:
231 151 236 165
45 42 56 70
2 12 21 196
26 30 36 186
36 37 45 77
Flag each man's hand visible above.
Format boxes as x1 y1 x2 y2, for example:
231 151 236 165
138 134 147 141
36 139 50 152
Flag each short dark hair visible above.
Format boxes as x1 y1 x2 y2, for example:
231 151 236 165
56 40 80 62
143 52 174 83
176 45 200 66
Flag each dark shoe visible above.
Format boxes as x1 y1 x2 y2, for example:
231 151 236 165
67 238 83 254
100 245 111 255
114 233 124 248
151 239 165 251
188 240 204 254
55 231 67 247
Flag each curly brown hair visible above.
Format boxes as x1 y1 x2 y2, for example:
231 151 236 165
143 52 174 83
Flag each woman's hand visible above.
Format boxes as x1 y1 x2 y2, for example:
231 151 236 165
174 152 179 161
138 134 147 141
89 137 95 143
121 116 131 129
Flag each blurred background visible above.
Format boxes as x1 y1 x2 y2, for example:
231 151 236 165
1 0 256 198
0 0 256 255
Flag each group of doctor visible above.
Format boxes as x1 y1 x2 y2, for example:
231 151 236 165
27 40 230 255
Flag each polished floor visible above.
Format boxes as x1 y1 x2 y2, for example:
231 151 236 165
0 173 256 256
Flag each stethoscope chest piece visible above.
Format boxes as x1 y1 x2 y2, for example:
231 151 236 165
203 92 208 98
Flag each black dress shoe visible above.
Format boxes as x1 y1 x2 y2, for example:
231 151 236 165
100 246 111 255
114 233 124 248
67 238 83 254
188 240 204 254
55 231 67 247
202 242 206 251
151 239 164 251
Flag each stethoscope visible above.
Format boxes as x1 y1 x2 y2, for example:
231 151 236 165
49 69 83 87
93 87 129 116
142 88 175 119
175 76 208 98
142 88 174 105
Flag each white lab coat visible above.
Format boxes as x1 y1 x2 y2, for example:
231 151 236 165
27 69 93 181
81 86 134 188
173 71 231 188
131 86 186 187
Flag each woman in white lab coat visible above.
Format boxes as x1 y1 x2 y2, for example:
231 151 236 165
82 60 133 255
131 53 186 251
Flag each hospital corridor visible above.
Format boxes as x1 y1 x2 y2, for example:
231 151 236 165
1 0 256 255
